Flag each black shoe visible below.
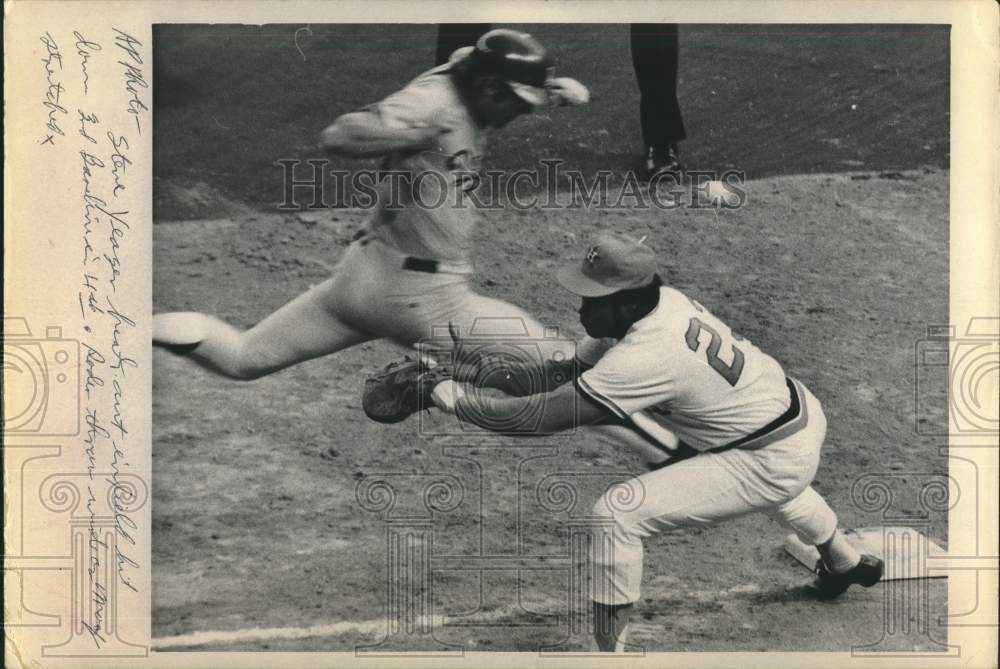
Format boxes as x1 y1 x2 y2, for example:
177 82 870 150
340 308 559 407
813 554 884 600
155 341 201 356
643 143 683 180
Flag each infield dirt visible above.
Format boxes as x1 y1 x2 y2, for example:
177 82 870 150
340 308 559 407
152 170 949 652
152 23 950 653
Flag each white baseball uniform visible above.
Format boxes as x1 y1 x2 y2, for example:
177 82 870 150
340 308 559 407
575 286 840 605
154 64 567 379
362 62 484 263
323 63 557 346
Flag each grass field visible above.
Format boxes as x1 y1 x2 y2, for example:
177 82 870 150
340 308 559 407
152 24 951 653
153 23 948 216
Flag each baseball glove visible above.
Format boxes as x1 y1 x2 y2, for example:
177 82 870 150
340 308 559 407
362 356 454 423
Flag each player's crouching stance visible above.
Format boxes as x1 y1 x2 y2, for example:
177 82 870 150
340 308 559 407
366 233 884 652
153 30 587 380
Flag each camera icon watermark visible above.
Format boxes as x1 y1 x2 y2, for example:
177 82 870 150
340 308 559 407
914 317 999 436
417 317 578 437
2 316 80 436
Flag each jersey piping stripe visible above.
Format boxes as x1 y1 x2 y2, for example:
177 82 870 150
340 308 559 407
727 377 809 451
576 376 682 460
590 414 682 461
622 413 683 457
630 412 682 455
578 374 811 457
575 375 630 421
708 377 809 454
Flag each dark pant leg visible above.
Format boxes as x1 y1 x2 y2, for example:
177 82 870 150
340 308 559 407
435 24 492 65
630 23 686 147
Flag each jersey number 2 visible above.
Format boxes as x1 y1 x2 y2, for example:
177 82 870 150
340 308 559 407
685 317 745 386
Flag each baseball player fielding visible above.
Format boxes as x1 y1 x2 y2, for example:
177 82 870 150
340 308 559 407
370 232 885 652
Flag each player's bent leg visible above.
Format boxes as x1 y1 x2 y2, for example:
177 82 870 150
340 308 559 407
586 434 838 650
588 420 681 470
443 292 576 393
768 487 884 599
593 601 634 652
153 279 372 380
153 311 215 350
769 486 838 549
590 495 643 652
446 293 568 346
758 386 882 595
587 452 769 651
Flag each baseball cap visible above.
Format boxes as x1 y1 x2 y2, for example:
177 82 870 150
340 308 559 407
555 233 658 297
453 29 553 106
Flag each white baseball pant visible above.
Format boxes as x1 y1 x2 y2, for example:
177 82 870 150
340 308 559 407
154 236 573 379
589 380 838 605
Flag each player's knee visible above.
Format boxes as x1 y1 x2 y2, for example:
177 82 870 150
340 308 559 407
592 495 612 523
592 493 642 548
219 348 279 381
226 365 268 382
229 354 281 381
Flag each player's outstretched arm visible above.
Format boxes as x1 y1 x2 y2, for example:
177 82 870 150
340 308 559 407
319 111 438 158
484 356 585 396
421 322 586 396
433 380 609 435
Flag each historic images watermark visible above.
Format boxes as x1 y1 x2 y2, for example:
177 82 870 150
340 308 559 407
349 318 649 653
914 317 999 437
355 458 646 654
2 317 81 436
414 318 579 438
3 316 147 657
843 316 1000 657
849 469 957 656
275 158 748 212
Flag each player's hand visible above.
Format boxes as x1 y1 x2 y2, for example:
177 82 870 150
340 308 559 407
546 77 590 107
430 379 466 414
415 321 479 373
415 321 532 387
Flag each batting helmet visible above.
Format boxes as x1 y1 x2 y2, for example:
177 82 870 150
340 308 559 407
456 29 554 106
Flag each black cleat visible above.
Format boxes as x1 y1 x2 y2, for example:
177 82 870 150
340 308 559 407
813 554 884 600
154 341 201 356
643 143 683 180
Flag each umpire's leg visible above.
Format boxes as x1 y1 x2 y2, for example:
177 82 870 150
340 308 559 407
435 24 491 65
630 23 686 150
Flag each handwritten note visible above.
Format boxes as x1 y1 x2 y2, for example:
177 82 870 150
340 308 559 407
39 32 68 146
35 24 148 648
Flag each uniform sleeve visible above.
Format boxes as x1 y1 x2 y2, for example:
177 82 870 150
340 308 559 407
366 82 437 130
575 336 615 368
575 339 674 420
366 73 467 134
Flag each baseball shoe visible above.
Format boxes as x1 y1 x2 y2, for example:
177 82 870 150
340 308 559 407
813 554 884 600
643 143 683 180
153 312 206 355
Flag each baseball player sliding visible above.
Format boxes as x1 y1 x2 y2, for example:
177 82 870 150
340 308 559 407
153 30 587 379
370 233 884 652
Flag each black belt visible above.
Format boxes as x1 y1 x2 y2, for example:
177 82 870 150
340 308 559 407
648 377 801 471
354 231 445 274
401 257 441 273
711 377 801 454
